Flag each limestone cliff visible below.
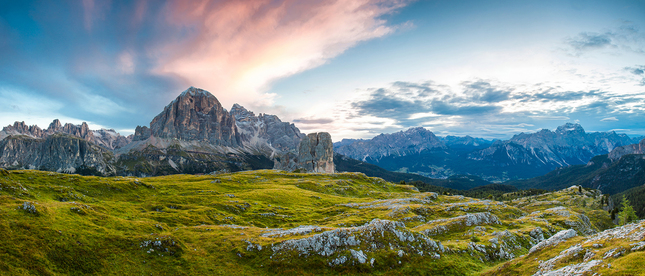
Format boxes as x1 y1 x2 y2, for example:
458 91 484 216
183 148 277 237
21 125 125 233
0 134 115 175
299 132 334 173
274 132 335 173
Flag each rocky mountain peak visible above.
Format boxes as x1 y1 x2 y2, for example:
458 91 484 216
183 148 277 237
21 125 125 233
136 87 240 147
231 103 304 153
334 127 446 161
230 103 255 122
555 123 585 135
2 121 43 139
48 119 62 132
61 122 91 139
12 121 28 132
173 86 222 114
374 127 442 145
404 126 428 133
179 86 212 98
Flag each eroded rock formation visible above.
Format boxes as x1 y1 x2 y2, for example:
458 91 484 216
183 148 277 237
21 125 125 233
299 132 334 173
274 132 335 173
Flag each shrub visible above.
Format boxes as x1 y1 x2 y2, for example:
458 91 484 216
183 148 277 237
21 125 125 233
618 195 638 225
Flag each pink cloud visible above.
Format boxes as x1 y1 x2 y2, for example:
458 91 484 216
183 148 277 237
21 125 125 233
153 0 410 108
82 0 95 31
82 0 110 32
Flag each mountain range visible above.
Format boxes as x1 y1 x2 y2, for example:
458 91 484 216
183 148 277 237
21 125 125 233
0 87 305 176
508 138 645 194
334 123 642 181
2 86 645 199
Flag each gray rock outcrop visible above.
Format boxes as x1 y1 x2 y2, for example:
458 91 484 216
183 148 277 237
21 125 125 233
274 132 335 173
528 229 577 255
299 132 334 173
270 219 443 266
419 212 501 236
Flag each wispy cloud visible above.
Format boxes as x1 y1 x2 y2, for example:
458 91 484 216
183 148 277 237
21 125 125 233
625 65 645 86
333 79 645 139
567 32 613 51
292 117 334 125
565 24 645 56
155 0 411 108
0 0 411 131
625 65 645 75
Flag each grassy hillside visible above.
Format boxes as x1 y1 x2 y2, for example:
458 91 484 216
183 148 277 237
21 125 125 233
0 168 614 275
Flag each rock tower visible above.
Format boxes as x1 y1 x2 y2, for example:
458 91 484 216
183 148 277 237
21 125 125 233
274 132 335 173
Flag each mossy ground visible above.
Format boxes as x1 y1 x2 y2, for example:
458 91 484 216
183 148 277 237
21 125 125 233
0 169 617 275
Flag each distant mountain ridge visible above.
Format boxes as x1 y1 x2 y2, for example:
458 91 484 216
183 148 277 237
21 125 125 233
472 123 635 167
335 123 641 181
507 136 645 197
608 138 645 160
334 127 448 161
0 119 132 150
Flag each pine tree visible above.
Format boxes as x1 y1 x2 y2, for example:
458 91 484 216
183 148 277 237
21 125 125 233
619 195 639 226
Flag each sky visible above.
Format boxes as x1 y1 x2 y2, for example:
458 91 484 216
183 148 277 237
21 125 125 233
1 0 644 141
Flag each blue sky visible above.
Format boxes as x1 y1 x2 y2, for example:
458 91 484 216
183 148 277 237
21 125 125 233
1 0 644 140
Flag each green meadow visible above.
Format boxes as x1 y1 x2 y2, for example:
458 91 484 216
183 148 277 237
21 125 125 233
1 168 633 275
